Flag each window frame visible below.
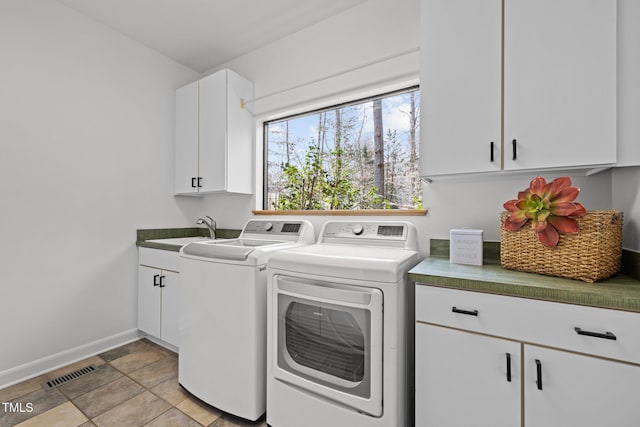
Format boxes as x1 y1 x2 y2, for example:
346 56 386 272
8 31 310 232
260 85 424 214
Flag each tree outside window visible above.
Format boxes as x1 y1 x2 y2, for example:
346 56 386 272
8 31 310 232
264 87 420 211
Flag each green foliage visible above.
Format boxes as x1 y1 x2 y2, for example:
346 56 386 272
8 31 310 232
274 145 382 210
275 144 325 210
412 194 424 210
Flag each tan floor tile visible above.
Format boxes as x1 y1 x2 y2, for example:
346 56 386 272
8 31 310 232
150 377 189 406
110 349 166 374
14 402 87 427
92 391 170 427
143 408 201 427
99 339 152 362
176 397 222 426
0 376 44 402
58 365 122 399
128 356 178 389
0 388 68 427
71 376 145 418
139 339 175 357
209 414 267 427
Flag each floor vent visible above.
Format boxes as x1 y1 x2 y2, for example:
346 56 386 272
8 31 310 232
42 365 97 390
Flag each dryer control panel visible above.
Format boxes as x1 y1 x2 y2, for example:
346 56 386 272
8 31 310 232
319 222 417 249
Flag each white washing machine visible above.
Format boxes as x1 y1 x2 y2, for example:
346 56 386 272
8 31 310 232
267 221 420 427
178 220 314 421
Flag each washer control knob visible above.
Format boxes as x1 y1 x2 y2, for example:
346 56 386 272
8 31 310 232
264 222 273 231
352 224 364 235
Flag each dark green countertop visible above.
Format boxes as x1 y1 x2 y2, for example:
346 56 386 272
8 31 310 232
409 257 640 313
136 228 241 252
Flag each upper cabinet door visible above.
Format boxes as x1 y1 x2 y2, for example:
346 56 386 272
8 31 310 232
225 70 254 194
175 81 199 194
503 0 617 171
198 70 228 193
420 0 502 176
616 0 640 167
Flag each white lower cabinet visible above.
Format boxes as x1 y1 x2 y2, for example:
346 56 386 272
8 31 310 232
138 248 180 347
415 285 640 427
416 324 521 427
524 345 640 427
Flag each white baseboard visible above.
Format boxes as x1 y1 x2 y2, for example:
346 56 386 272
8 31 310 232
0 329 141 390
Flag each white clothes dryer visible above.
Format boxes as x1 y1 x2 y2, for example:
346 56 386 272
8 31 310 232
266 221 420 427
179 220 314 421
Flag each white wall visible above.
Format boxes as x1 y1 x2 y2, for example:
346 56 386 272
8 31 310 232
194 0 615 256
613 167 640 250
0 0 201 386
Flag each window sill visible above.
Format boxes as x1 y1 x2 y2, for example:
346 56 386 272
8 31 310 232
252 209 427 216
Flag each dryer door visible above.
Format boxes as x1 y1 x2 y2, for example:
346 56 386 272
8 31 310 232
272 275 383 417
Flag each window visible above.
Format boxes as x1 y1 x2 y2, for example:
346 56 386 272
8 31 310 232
264 87 420 211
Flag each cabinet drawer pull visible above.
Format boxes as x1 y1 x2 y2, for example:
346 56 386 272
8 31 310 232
159 275 166 288
535 359 543 390
451 307 478 316
197 177 203 188
490 141 495 162
506 353 512 382
191 177 197 188
574 327 617 340
153 274 160 286
512 139 517 160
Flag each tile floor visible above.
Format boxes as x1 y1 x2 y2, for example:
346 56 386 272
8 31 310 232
0 339 267 427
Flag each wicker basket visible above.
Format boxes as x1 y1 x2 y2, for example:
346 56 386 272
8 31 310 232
500 210 623 283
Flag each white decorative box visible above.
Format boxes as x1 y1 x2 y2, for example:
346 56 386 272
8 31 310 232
450 229 483 266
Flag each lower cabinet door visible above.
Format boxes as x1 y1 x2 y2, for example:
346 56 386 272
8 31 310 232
525 345 640 427
138 266 161 338
160 270 180 347
416 323 521 427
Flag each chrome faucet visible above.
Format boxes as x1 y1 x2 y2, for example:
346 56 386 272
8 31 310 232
196 215 216 239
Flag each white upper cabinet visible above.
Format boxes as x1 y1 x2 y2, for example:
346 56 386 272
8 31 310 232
420 0 617 179
617 0 640 167
503 0 616 171
175 81 199 194
421 0 502 176
174 69 254 195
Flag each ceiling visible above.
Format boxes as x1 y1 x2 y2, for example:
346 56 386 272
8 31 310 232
56 0 368 73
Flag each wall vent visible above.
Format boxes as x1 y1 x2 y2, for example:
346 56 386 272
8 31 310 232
42 365 97 390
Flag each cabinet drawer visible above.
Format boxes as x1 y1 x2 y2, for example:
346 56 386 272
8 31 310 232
416 285 640 365
139 247 180 272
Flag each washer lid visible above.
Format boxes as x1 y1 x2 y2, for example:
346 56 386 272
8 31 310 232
268 244 419 283
182 238 283 261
